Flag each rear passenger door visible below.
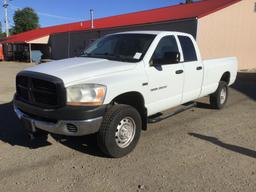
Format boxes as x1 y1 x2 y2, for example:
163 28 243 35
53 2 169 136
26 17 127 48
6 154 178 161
178 35 203 103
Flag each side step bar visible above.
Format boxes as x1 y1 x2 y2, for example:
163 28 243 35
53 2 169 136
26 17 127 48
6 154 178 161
148 102 197 123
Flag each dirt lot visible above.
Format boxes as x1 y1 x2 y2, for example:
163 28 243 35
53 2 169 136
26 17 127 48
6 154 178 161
0 62 255 192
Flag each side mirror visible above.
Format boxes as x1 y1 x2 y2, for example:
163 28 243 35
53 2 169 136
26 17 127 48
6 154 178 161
151 51 180 65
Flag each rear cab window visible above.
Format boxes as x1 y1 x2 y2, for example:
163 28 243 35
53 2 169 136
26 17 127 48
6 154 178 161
178 36 198 62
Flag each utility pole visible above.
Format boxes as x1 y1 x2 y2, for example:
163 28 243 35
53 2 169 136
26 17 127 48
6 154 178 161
3 0 9 37
90 9 94 29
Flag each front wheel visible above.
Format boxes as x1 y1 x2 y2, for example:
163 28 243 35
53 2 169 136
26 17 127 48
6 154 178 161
210 81 228 109
97 104 142 158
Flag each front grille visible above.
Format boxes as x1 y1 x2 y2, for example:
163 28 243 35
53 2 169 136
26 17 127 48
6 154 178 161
16 71 66 109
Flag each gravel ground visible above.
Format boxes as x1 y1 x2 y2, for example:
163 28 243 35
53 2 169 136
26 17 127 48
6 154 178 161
0 62 255 192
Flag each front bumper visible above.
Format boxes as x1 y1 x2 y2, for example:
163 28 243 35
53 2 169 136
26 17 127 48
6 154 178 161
13 101 105 136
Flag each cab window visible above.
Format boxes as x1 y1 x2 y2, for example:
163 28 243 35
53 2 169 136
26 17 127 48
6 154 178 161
151 36 179 65
178 36 198 62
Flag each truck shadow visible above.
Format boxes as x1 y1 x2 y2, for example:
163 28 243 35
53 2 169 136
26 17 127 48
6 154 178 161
195 72 256 109
0 102 51 148
231 72 256 101
0 102 106 157
195 102 213 109
51 134 107 158
189 133 256 159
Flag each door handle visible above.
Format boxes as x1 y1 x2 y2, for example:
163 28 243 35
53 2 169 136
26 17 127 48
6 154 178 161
196 66 203 70
175 70 184 74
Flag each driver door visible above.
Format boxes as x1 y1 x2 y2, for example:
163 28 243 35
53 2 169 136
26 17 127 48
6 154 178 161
145 35 184 115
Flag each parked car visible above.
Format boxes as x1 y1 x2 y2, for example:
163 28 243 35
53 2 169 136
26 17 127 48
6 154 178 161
14 31 238 157
31 50 43 64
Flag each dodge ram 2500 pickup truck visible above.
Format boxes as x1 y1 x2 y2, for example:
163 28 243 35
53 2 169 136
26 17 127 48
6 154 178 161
14 31 238 157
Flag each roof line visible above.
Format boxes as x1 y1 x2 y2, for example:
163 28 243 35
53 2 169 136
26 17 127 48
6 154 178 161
95 1 203 21
0 0 242 44
198 0 241 18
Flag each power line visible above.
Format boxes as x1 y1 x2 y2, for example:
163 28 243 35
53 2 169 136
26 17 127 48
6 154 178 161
9 3 79 21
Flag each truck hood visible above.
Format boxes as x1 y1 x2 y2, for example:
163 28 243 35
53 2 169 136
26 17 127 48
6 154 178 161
25 57 137 85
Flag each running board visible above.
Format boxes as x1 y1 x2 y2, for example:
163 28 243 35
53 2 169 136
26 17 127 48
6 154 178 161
148 102 197 123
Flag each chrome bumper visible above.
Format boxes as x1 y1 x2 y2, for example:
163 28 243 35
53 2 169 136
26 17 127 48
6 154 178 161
14 105 103 136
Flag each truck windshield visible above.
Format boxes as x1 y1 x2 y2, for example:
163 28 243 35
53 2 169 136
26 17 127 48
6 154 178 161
81 34 156 62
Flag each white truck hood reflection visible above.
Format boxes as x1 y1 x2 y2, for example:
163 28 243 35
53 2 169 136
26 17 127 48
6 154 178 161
25 57 136 85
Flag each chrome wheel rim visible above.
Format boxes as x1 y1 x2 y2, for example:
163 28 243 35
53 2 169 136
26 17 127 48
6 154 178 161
220 87 227 104
115 117 136 148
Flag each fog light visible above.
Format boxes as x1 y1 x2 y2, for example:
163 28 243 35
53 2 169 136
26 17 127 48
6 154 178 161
66 124 78 133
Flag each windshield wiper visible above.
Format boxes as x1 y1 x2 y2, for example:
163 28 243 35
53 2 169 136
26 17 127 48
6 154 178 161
94 52 116 57
93 53 122 60
81 52 138 62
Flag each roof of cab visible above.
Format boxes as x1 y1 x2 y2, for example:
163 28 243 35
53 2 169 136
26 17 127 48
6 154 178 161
113 31 192 36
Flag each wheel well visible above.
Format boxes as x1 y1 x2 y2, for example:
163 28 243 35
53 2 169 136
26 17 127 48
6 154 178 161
111 92 148 130
220 72 230 85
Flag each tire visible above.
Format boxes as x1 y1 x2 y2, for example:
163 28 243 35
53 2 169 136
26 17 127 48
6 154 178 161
210 81 228 109
97 104 142 158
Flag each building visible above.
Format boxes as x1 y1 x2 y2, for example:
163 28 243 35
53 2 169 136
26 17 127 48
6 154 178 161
0 0 255 70
197 0 256 70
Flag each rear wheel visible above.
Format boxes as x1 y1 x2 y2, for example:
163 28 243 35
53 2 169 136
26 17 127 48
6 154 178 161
210 81 228 109
97 104 142 158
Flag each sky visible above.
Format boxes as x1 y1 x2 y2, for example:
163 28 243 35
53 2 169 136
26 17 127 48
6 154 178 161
0 0 189 31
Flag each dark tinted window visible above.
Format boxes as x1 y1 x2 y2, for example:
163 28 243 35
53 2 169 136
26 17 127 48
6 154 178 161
151 36 179 64
178 36 197 62
82 34 156 62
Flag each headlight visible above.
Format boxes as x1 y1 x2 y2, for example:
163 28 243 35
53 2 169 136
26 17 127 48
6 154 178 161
66 84 106 106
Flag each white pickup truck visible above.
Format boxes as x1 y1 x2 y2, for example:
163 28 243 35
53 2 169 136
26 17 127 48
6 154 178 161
14 31 238 157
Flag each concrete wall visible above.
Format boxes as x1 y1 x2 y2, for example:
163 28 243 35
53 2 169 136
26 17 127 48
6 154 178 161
50 31 100 60
197 0 256 70
99 18 197 38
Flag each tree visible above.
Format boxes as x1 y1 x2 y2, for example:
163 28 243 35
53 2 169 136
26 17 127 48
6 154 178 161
0 22 6 39
12 7 39 34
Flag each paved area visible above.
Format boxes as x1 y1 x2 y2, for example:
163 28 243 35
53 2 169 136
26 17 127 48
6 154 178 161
0 62 255 192
0 62 34 103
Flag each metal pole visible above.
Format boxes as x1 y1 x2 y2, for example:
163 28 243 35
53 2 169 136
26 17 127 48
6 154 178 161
90 9 94 29
67 32 70 58
3 0 9 37
29 43 32 63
